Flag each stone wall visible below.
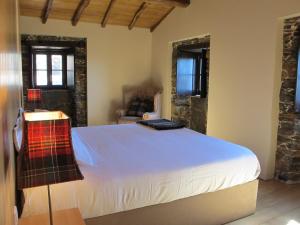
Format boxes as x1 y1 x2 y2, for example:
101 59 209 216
171 36 210 134
276 17 300 183
21 35 87 127
190 97 208 133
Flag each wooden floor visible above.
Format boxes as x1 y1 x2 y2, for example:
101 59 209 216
227 180 300 225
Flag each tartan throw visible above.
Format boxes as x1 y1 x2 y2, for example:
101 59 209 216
136 98 153 117
126 97 154 117
126 97 141 116
27 89 42 102
17 115 83 189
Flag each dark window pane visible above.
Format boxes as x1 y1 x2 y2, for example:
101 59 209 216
36 70 48 86
176 58 196 95
36 54 47 70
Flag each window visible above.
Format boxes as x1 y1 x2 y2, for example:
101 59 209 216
296 47 300 112
32 48 74 89
176 56 196 95
67 54 75 87
51 54 63 85
176 49 208 97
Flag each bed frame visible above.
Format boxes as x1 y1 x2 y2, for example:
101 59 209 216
86 179 258 225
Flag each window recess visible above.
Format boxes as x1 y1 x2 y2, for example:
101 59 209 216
31 47 75 89
176 48 208 97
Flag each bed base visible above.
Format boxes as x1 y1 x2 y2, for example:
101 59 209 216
85 179 258 225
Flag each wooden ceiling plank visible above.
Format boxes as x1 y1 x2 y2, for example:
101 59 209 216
41 0 54 24
22 0 190 28
72 0 91 26
101 0 117 28
128 2 147 30
150 6 174 32
144 0 190 8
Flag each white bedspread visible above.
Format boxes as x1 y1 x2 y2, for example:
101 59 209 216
22 124 260 219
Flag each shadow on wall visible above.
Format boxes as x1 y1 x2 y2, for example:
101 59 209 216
108 78 162 123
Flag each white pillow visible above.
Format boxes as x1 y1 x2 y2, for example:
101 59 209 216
13 108 24 152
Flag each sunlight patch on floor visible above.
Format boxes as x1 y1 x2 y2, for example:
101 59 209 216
287 220 300 225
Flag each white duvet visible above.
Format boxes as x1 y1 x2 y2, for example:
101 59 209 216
22 124 260 219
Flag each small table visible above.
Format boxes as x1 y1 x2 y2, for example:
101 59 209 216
19 208 85 225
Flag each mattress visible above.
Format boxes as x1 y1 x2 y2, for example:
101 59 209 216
21 124 260 219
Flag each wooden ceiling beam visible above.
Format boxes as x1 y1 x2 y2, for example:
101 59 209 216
128 2 147 30
144 0 190 8
41 0 54 24
72 0 91 26
150 6 174 32
101 0 117 28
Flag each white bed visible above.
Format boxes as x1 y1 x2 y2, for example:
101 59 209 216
21 124 260 219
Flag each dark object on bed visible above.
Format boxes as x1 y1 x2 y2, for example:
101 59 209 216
137 119 185 130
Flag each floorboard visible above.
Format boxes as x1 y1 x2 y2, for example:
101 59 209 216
226 180 300 225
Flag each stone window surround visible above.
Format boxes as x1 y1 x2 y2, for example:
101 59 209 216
171 36 210 134
21 34 87 127
276 17 300 183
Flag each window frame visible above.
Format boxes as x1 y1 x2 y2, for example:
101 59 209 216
176 53 197 96
176 49 208 97
31 48 73 89
295 47 300 112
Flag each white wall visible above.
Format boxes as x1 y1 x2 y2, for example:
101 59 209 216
20 16 152 125
151 0 300 179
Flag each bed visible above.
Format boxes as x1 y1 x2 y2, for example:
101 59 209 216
20 124 260 225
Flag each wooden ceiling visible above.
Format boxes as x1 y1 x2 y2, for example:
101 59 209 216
20 0 190 32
